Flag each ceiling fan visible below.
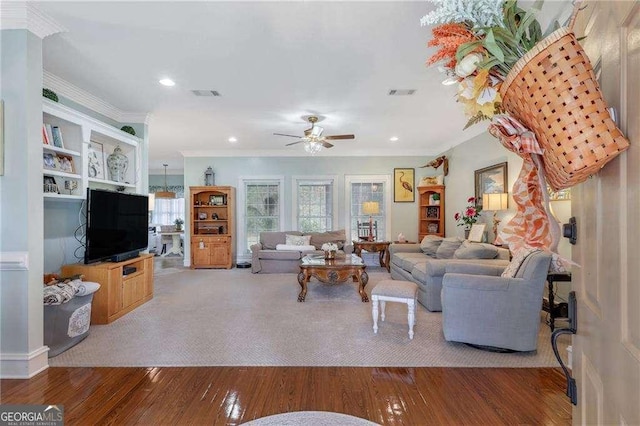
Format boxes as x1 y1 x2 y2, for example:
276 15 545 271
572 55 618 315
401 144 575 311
274 116 355 150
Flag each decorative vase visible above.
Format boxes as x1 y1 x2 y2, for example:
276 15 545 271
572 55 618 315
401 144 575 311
464 228 471 239
106 145 128 182
324 250 336 260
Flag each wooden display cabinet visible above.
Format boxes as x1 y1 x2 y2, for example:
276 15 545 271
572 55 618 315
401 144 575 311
61 253 154 324
190 186 235 269
418 185 445 241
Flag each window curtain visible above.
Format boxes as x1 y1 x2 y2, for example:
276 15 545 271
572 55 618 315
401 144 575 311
149 185 185 225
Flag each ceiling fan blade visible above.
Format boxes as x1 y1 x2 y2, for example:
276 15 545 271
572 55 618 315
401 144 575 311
274 133 302 138
285 140 304 146
321 141 334 148
324 134 355 140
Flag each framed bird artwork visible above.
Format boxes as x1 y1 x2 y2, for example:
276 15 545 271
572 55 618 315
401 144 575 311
394 168 415 202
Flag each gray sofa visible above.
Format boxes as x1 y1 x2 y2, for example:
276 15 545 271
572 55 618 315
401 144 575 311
251 230 353 273
389 237 510 312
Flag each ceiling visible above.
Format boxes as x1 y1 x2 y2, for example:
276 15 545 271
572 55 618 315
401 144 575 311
33 1 557 173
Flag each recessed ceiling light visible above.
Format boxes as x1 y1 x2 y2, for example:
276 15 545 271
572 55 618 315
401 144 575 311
159 78 175 87
390 136 399 142
228 137 238 143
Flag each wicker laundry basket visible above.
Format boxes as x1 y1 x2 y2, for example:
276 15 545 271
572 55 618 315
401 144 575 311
499 27 629 191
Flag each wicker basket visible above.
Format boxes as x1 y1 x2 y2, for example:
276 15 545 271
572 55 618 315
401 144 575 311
499 27 629 191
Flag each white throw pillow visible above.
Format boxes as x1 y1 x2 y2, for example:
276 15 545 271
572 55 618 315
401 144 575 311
285 234 311 246
275 244 316 251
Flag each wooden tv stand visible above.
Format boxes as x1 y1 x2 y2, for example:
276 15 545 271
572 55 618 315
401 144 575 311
61 253 154 324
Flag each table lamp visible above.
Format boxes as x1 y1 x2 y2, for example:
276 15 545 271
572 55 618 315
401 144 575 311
482 193 508 241
362 201 379 242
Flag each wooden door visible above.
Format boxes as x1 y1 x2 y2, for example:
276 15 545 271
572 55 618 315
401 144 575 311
572 2 640 424
210 241 229 267
191 239 211 267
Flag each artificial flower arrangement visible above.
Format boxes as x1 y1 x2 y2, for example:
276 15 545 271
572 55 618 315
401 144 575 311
421 0 557 128
453 197 482 228
321 242 338 252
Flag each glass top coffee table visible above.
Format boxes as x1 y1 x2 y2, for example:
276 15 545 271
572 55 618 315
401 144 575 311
297 254 369 302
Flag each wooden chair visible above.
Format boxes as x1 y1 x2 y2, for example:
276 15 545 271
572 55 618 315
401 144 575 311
357 220 378 241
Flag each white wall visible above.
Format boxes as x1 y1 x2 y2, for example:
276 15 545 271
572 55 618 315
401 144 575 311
183 155 442 263
444 130 523 239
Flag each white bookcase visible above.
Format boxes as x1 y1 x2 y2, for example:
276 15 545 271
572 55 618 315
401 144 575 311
42 98 142 200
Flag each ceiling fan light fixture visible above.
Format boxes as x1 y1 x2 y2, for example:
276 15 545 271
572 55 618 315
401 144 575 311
303 140 323 155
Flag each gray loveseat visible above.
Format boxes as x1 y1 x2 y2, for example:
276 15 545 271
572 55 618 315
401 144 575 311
389 237 510 311
251 230 353 273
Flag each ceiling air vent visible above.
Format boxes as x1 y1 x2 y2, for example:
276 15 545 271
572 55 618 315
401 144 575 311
192 90 221 97
388 89 416 96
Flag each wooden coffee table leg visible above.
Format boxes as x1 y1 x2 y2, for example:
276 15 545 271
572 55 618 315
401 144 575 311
297 271 308 302
358 270 369 302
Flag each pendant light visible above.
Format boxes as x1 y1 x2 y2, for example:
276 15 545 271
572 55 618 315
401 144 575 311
155 164 176 199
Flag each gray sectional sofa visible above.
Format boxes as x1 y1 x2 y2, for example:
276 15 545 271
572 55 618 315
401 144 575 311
390 237 510 311
251 230 353 273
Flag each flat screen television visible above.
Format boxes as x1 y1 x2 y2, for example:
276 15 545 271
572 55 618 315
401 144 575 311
84 188 148 264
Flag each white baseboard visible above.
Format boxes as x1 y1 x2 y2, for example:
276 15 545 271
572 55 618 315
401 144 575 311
0 346 49 378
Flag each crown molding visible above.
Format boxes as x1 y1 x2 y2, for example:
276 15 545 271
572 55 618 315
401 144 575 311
43 71 150 124
0 3 66 39
121 112 152 126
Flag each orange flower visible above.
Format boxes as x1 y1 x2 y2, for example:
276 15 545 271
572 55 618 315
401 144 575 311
426 23 479 68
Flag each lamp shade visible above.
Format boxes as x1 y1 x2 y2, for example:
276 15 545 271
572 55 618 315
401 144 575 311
362 201 380 215
482 193 509 211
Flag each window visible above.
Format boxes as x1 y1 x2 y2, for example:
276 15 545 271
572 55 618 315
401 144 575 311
345 175 391 241
294 177 335 232
151 197 185 226
239 177 284 253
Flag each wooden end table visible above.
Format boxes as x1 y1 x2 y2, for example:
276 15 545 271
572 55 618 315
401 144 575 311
543 272 572 331
297 254 369 302
353 240 391 272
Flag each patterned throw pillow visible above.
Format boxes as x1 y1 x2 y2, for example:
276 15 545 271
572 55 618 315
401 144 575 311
501 247 540 278
285 234 311 246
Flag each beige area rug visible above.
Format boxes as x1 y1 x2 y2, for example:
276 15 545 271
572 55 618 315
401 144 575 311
242 411 378 426
49 268 570 367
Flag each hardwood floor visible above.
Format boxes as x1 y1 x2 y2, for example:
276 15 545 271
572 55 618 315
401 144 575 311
1 367 571 425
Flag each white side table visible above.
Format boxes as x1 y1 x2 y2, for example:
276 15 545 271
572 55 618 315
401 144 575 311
371 279 418 339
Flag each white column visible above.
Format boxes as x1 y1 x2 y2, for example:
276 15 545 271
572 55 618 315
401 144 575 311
0 4 65 378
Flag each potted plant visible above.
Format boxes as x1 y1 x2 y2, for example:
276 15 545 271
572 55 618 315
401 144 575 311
174 218 184 231
431 193 441 205
453 197 482 237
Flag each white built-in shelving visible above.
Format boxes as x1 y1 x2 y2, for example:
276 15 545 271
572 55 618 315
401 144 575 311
42 98 143 200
